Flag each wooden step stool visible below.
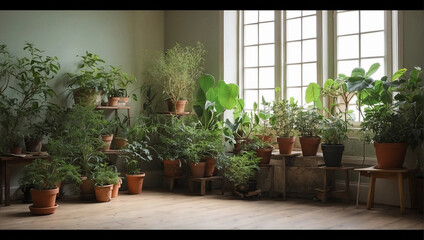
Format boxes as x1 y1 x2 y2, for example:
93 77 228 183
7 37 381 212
315 166 354 202
188 176 225 196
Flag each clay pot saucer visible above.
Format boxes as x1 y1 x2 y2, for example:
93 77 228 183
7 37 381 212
29 204 59 215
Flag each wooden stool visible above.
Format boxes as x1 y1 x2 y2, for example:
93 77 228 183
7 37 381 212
188 176 225 196
354 166 417 214
163 175 186 191
315 166 354 202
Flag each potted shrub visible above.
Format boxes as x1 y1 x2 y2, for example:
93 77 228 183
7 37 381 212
271 96 300 154
19 158 81 215
109 65 137 106
121 141 152 194
66 51 108 106
320 116 349 167
92 163 121 202
242 135 274 166
145 42 206 114
99 118 117 151
294 107 324 156
0 43 59 154
253 96 274 143
224 151 261 196
346 64 422 169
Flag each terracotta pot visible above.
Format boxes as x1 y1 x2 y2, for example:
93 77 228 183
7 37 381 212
80 177 95 195
25 139 42 152
190 162 206 178
101 134 114 151
126 173 145 194
73 88 98 106
299 136 321 156
256 148 273 166
112 179 121 198
163 159 184 177
30 188 59 208
113 138 127 149
167 99 187 113
29 204 58 215
108 97 120 107
204 157 217 177
277 136 296 154
257 135 271 143
119 97 129 104
94 185 113 202
9 146 23 155
374 142 408 169
234 137 251 153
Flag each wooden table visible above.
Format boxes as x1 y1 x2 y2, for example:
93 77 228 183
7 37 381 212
269 151 301 200
0 153 51 206
315 166 354 202
354 166 418 214
188 176 224 196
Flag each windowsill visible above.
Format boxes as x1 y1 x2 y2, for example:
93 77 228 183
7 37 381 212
292 147 377 166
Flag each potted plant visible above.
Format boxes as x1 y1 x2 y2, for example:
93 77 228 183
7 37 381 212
92 163 121 202
19 158 81 215
145 41 206 114
0 43 59 154
346 64 421 169
99 118 117 151
242 135 274 166
109 65 137 106
294 107 324 156
66 51 108 106
320 115 350 167
271 96 300 154
223 151 261 196
253 96 274 143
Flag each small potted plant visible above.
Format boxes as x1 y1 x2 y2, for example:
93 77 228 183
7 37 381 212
99 118 117 151
145 42 206 114
242 135 274 166
224 151 261 197
92 163 121 202
19 158 81 215
109 65 137 106
66 51 108 106
320 116 350 167
294 107 324 156
271 96 300 154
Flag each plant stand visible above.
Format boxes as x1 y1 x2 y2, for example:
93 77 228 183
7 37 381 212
188 176 225 196
315 165 354 202
163 175 186 191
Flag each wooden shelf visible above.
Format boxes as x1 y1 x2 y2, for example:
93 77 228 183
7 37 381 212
95 105 130 110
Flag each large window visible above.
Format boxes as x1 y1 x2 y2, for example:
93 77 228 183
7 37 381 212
239 10 393 119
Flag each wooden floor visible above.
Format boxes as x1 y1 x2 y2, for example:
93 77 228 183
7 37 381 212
0 187 423 230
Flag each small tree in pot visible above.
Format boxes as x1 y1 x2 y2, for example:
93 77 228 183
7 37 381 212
294 107 324 156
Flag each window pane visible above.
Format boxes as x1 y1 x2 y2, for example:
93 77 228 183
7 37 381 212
302 11 316 16
337 11 359 35
302 15 316 39
244 90 258 110
259 10 274 22
259 89 275 109
259 67 275 88
286 10 301 19
361 31 385 57
259 22 274 44
286 41 301 64
244 10 258 24
337 60 359 76
259 44 274 66
361 58 385 80
244 24 258 45
287 64 301 87
244 46 258 67
287 87 301 103
337 35 359 59
302 39 317 62
302 63 317 86
244 68 258 88
286 18 301 41
361 11 384 32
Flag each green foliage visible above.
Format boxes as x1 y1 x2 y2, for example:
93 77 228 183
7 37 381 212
146 42 206 107
271 97 300 137
19 158 81 190
92 163 121 186
224 151 260 186
0 42 59 150
193 74 239 131
320 116 350 145
295 107 324 137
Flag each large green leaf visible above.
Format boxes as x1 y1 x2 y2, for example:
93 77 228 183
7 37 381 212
305 82 322 108
347 77 374 92
199 74 215 93
365 63 380 78
392 68 407 80
351 67 365 78
216 81 239 110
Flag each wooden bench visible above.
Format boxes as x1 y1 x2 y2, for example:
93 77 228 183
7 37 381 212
188 176 225 196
